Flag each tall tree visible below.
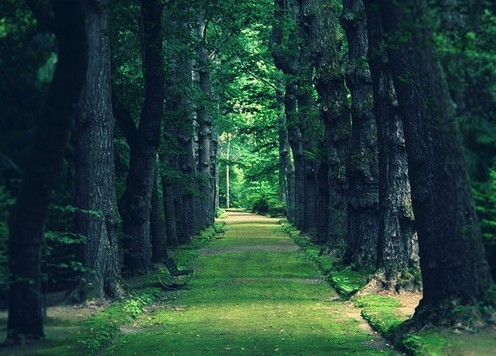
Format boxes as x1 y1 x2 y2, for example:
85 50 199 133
276 77 295 218
340 0 379 269
378 0 494 329
195 18 216 229
72 0 124 302
364 0 419 292
121 0 165 274
297 0 350 245
6 0 87 343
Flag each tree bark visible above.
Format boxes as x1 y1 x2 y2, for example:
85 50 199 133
276 77 295 217
121 0 165 274
285 82 304 227
298 77 321 234
378 0 494 328
297 0 350 246
196 20 215 229
150 173 167 263
340 0 380 269
363 1 419 292
162 3 198 243
73 0 124 302
7 0 87 343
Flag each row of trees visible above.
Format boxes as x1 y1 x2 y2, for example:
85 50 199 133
0 0 495 345
2 0 248 343
269 0 495 335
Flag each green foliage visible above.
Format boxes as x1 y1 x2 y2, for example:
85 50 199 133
433 7 496 181
251 194 286 216
473 165 496 279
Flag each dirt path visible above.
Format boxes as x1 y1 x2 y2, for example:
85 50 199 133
106 211 400 355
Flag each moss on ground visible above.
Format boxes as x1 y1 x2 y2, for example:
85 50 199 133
2 213 494 355
285 223 496 356
106 212 395 355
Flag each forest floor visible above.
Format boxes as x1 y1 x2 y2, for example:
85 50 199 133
1 210 495 355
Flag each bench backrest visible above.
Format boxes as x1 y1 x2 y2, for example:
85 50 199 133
165 258 179 274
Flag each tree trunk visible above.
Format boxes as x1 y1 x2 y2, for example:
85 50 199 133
150 173 167 263
7 0 87 343
271 0 301 226
297 77 320 234
285 82 305 229
297 0 350 247
121 0 165 274
276 77 294 216
363 1 419 292
162 177 178 246
196 20 215 228
162 4 198 243
73 0 124 302
341 0 379 269
226 135 231 209
379 0 494 328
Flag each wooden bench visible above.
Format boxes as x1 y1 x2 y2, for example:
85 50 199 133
158 258 193 289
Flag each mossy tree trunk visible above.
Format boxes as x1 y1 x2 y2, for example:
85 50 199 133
297 0 350 246
73 0 124 301
378 0 494 329
121 0 165 274
163 3 198 244
363 1 419 292
340 0 379 269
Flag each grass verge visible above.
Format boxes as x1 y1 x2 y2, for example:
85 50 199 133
281 220 496 356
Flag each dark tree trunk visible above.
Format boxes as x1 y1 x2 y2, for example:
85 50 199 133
212 128 220 215
73 0 124 302
378 0 494 328
297 79 320 234
121 0 165 274
271 0 299 226
363 1 419 292
297 0 350 247
340 0 379 269
150 173 167 263
6 0 87 343
196 20 215 228
276 77 295 217
163 2 198 243
162 177 178 246
285 82 304 228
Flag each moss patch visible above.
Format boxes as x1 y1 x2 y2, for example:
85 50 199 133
106 212 395 355
352 294 404 336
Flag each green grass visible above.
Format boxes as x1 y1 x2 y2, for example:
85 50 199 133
352 294 404 336
106 214 394 355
